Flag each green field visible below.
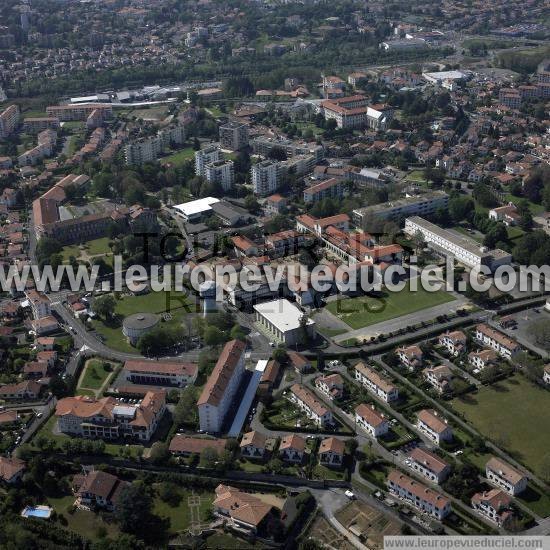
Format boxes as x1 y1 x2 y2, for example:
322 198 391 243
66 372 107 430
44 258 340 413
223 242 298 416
327 282 456 329
451 376 550 481
62 237 112 263
47 494 120 541
92 290 192 352
153 487 213 533
79 359 117 391
160 147 195 167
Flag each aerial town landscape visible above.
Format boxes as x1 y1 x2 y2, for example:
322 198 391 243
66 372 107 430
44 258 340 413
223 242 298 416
0 0 549 548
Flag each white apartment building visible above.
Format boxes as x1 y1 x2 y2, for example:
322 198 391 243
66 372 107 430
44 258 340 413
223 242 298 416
474 324 520 359
353 191 449 227
408 447 451 484
195 144 221 176
354 403 389 438
124 360 198 387
544 365 550 384
468 349 498 370
289 383 333 427
252 160 280 196
485 457 528 496
354 362 399 402
197 339 246 433
125 136 162 165
387 470 451 520
25 289 51 319
404 216 512 271
416 409 453 445
205 159 234 191
315 373 344 400
219 121 249 151
18 129 57 167
0 105 20 138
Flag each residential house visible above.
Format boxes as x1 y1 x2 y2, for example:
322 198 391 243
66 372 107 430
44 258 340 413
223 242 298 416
0 457 25 484
416 409 453 445
423 365 454 394
408 447 451 484
469 349 498 370
213 484 273 534
489 203 520 226
318 437 345 467
289 384 333 427
396 345 423 370
258 359 280 396
73 470 128 511
279 434 306 463
240 431 267 459
438 330 467 356
474 324 521 359
354 362 399 402
543 365 550 384
315 373 344 400
471 489 514 527
287 351 312 374
354 403 389 438
485 457 528 496
0 380 41 400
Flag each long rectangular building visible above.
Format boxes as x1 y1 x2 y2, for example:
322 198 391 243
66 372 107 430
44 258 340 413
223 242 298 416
197 339 246 433
124 360 198 387
404 216 512 271
387 470 451 520
353 191 449 228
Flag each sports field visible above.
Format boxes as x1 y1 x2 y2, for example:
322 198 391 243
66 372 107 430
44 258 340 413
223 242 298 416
451 376 550 482
326 282 456 329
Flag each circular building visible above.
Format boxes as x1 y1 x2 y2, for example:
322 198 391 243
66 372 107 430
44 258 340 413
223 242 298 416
122 312 160 346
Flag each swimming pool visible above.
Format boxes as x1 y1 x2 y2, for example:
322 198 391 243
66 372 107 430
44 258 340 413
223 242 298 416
21 505 53 519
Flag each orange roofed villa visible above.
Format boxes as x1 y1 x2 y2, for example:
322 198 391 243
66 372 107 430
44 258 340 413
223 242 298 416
55 391 166 442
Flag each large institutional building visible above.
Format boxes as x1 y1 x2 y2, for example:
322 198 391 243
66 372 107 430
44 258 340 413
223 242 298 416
123 360 198 387
253 299 316 346
197 339 247 433
55 391 166 441
404 216 512 270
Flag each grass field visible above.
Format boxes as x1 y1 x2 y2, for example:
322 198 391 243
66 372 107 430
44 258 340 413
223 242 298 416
79 358 117 391
326 282 456 330
91 290 192 352
160 147 194 167
153 487 213 533
47 494 120 541
61 237 112 263
451 376 550 481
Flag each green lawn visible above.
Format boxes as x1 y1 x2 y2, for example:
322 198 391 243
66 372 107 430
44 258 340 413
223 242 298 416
327 282 456 329
61 237 112 263
295 122 324 136
91 290 192 352
153 488 213 533
160 147 195 167
47 494 120 541
79 359 117 390
451 376 550 480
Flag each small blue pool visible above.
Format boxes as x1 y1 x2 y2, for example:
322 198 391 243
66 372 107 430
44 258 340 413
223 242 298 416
21 505 53 519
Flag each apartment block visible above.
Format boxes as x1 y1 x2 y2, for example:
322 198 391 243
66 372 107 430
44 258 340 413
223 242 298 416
404 216 512 271
289 383 333 427
252 160 280 196
408 447 451 484
0 105 20 138
195 144 222 176
219 121 249 151
197 340 246 433
474 324 521 359
354 403 389 438
416 409 453 445
354 362 399 402
387 470 451 520
205 159 234 191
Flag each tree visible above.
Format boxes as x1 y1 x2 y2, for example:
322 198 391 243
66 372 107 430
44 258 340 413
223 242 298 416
201 447 219 468
149 442 170 465
531 320 550 351
115 482 153 533
203 325 227 347
157 482 181 506
448 196 474 223
93 294 117 320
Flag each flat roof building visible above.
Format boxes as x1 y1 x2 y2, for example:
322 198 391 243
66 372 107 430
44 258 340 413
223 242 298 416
173 197 220 222
253 299 315 346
